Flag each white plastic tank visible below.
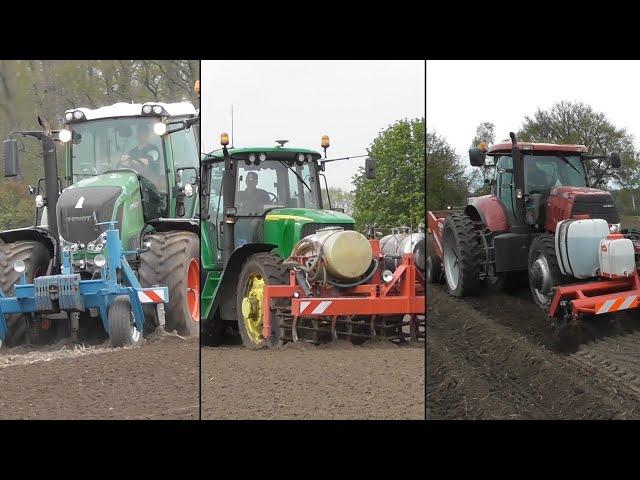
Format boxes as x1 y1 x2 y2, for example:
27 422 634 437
555 218 610 279
599 234 635 278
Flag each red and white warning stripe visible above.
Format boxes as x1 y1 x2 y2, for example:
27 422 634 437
595 294 638 315
299 300 333 315
137 289 166 304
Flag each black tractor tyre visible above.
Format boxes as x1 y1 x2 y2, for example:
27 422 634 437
528 234 570 311
108 296 143 347
441 214 483 297
0 240 51 347
425 255 443 284
139 231 200 337
235 252 289 350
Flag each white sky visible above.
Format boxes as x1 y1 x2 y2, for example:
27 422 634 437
427 60 640 161
202 60 424 191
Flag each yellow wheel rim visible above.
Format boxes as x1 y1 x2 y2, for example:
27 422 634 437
242 273 265 344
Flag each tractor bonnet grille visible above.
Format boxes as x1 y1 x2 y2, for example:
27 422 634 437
57 186 123 245
300 222 354 238
571 194 620 224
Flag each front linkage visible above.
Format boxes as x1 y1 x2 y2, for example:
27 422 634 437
0 221 168 348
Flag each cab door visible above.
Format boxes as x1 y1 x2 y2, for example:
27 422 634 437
495 155 515 223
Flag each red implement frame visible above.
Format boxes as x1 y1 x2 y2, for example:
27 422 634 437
549 269 640 318
261 239 425 340
427 210 454 260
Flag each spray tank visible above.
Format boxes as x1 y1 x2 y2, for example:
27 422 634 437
379 225 426 272
284 226 376 287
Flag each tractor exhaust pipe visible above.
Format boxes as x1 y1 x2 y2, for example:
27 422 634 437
39 117 60 249
510 132 528 233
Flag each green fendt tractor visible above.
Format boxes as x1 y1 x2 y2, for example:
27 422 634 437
201 134 385 348
0 99 200 347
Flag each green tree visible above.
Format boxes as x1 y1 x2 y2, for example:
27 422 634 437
517 101 638 187
322 187 355 216
471 121 495 148
426 129 468 210
352 118 424 231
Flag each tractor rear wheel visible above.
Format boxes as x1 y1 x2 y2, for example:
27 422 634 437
0 240 50 347
108 296 143 347
236 252 289 349
139 231 200 337
442 214 483 297
528 234 568 311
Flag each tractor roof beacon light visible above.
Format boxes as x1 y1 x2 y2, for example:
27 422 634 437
194 80 200 95
221 132 230 147
321 135 330 158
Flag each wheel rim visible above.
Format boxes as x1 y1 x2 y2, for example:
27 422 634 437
443 228 460 291
186 258 200 322
242 273 265 344
530 254 553 305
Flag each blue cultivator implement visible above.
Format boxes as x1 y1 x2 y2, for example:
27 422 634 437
0 222 168 348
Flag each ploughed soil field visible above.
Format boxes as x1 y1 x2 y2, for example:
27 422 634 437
201 335 425 420
427 284 640 419
0 333 198 420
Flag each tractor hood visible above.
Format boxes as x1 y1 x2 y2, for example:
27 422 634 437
56 171 143 247
263 208 355 258
265 207 354 224
546 186 620 231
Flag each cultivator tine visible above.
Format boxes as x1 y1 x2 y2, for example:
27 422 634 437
331 315 338 342
292 315 299 342
370 314 377 338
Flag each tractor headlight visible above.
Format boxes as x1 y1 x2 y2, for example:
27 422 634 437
142 105 153 114
58 128 72 143
153 122 167 136
73 110 84 120
94 254 107 268
297 153 305 163
184 183 194 197
64 112 73 122
152 105 163 115
13 260 26 273
610 224 620 233
35 194 44 208
382 269 394 283
259 153 267 162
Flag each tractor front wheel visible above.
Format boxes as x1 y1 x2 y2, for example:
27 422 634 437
0 240 51 346
528 234 568 311
139 231 200 336
236 253 288 350
108 296 143 347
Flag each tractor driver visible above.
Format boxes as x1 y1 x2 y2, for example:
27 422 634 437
117 124 166 217
237 171 272 215
525 161 555 193
118 124 162 176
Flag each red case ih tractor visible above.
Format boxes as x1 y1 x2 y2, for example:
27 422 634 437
427 132 640 332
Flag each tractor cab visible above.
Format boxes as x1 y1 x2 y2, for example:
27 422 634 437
470 138 620 233
202 141 345 265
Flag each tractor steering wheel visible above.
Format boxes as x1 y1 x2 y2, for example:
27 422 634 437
268 192 278 202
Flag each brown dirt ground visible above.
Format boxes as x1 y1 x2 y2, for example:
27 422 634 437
427 283 640 419
0 334 198 420
201 341 425 420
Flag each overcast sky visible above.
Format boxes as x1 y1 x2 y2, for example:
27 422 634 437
202 60 424 191
427 60 640 161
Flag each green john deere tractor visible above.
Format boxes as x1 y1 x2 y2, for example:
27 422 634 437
201 135 378 348
0 100 201 346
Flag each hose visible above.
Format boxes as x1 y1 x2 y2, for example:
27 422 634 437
327 258 378 288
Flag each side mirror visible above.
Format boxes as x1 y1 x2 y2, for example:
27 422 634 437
3 139 18 177
365 157 376 179
610 152 621 168
469 148 486 167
